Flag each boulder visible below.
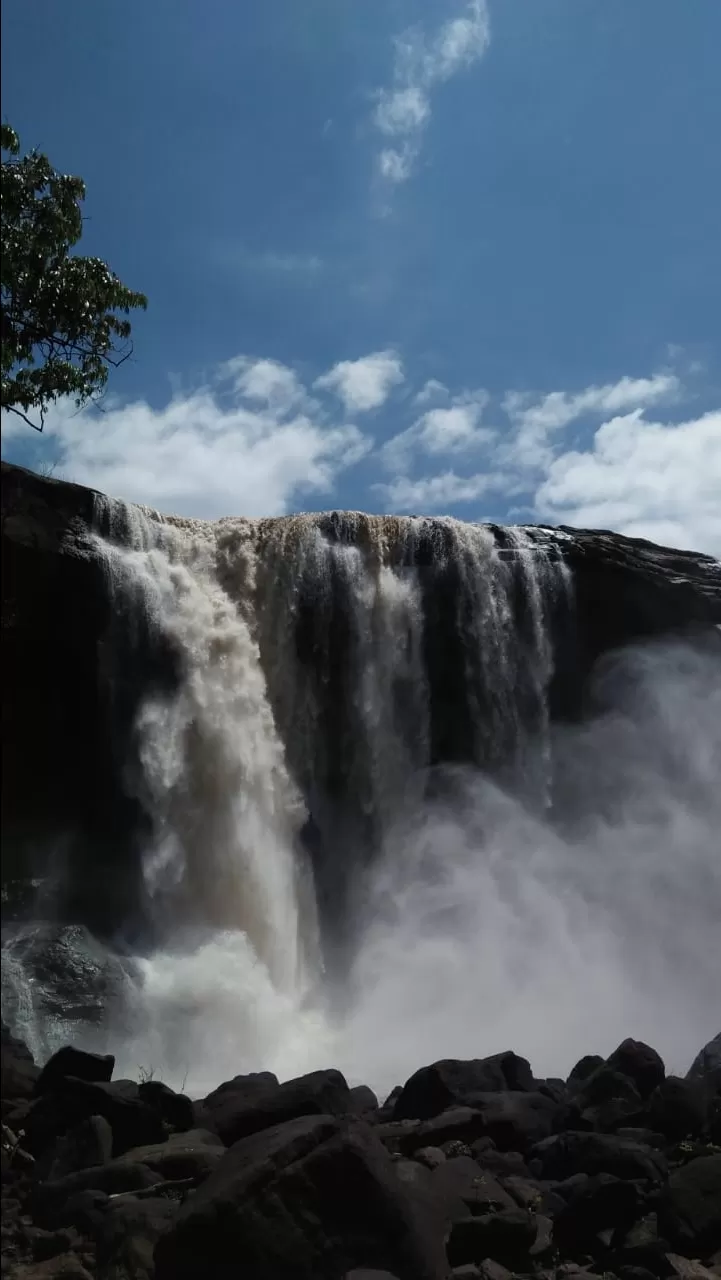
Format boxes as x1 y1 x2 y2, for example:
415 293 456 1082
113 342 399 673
38 1114 113 1180
446 1208 537 1268
201 1067 352 1145
605 1040 666 1099
568 1056 606 1091
431 1155 517 1218
413 1108 488 1151
32 1160 161 1228
119 1130 225 1181
3 1256 95 1278
21 1077 166 1157
415 1146 446 1169
154 1114 448 1280
501 1175 564 1215
350 1085 380 1116
647 1078 708 1142
138 1079 194 1131
463 1090 563 1153
93 1193 178 1278
531 1131 667 1182
393 1053 535 1121
665 1254 719 1280
471 1145 531 1178
34 1047 115 1094
658 1154 721 1257
374 1118 423 1155
552 1174 644 1252
686 1035 721 1097
612 1211 671 1274
51 1188 108 1236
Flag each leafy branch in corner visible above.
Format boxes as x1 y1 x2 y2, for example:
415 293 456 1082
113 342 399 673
1 123 147 431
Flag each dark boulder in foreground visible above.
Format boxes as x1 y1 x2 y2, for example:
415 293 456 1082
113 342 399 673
2 1029 721 1279
392 1053 536 1121
200 1067 355 1145
154 1115 447 1280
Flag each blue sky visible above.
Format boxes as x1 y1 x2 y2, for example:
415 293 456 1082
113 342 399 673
2 0 720 553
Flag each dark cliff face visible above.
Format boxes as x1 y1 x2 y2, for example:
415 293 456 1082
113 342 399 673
1 462 178 936
2 460 720 940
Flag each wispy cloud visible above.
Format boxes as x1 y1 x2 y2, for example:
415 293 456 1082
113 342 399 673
209 244 323 278
315 350 404 412
373 0 491 184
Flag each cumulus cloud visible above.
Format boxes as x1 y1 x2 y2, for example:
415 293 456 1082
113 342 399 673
375 470 496 512
314 350 404 412
536 408 721 556
1 356 370 519
373 0 490 184
382 390 492 470
223 356 305 412
376 368 720 557
503 374 680 468
414 379 448 405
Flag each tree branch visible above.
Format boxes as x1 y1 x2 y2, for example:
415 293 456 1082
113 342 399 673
3 403 45 432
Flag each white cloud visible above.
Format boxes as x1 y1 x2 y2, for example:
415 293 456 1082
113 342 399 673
382 390 492 469
373 0 491 184
504 374 680 468
2 357 369 519
375 85 430 137
374 366 721 556
223 356 305 413
536 408 721 556
375 470 494 512
315 350 404 412
378 146 415 184
415 379 448 405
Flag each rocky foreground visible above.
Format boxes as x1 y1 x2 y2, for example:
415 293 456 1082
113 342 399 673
1 1028 720 1280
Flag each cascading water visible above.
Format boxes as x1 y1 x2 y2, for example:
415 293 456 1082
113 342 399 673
3 498 719 1096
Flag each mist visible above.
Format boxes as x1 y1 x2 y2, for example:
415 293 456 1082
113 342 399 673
107 636 721 1098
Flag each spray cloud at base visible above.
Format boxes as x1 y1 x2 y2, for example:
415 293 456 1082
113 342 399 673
2 500 720 1098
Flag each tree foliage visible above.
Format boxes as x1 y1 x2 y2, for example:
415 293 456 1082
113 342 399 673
1 124 147 430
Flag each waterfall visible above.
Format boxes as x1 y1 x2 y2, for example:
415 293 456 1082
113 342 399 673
93 507 317 997
5 499 718 1095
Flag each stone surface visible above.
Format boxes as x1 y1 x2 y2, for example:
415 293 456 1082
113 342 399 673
34 1049 114 1096
201 1067 354 1146
658 1155 721 1256
21 1077 167 1159
647 1078 709 1142
531 1131 667 1183
393 1053 536 1121
37 1115 113 1181
154 1114 448 1279
119 1132 225 1181
137 1080 195 1132
605 1040 666 1100
446 1208 538 1268
686 1035 721 1097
